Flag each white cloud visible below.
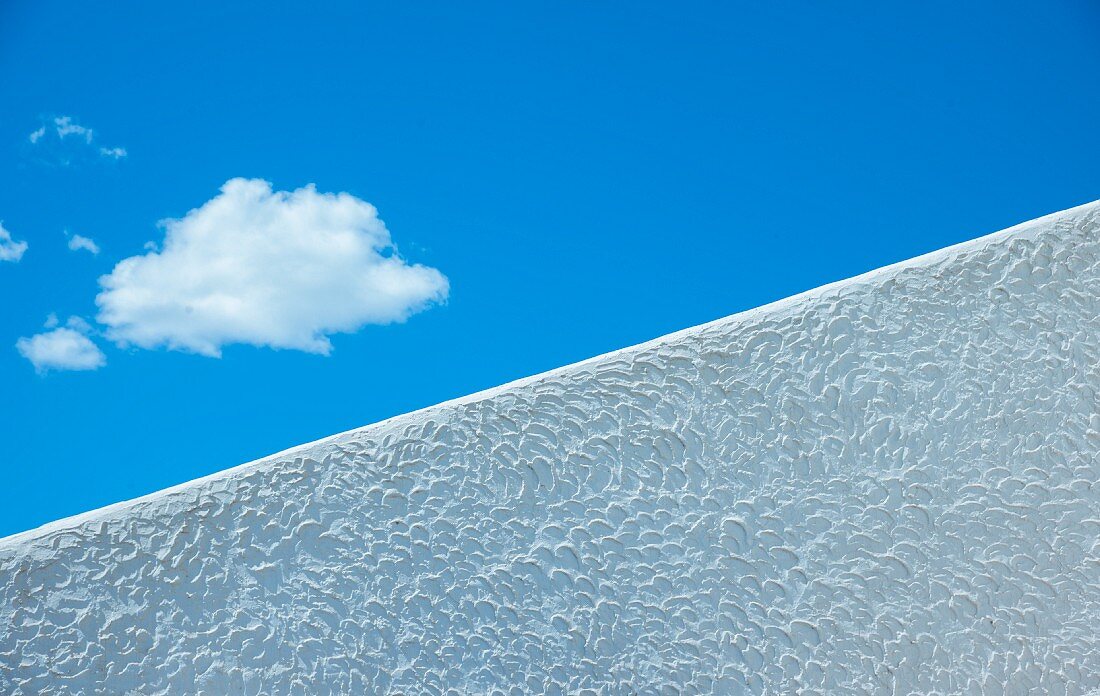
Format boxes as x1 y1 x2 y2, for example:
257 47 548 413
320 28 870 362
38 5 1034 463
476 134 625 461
54 116 93 143
67 233 100 255
28 116 125 160
0 222 28 262
96 178 449 357
16 316 106 374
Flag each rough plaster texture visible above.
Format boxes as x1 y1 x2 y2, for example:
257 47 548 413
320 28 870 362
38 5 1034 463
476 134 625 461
3 202 1100 695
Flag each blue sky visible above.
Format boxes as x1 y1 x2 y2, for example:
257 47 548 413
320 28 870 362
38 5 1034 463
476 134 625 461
1 1 1098 537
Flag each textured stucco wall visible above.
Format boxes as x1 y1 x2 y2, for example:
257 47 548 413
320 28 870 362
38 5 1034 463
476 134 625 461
3 202 1100 695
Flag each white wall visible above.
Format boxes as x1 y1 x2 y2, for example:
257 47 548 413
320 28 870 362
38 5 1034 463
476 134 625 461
2 202 1099 695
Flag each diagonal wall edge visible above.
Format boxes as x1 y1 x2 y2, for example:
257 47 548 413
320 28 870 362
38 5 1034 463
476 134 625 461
2 201 1099 693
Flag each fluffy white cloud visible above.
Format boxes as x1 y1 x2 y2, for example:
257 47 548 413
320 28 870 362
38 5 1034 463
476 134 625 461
99 147 127 160
67 233 100 255
28 126 45 144
96 178 449 357
0 222 28 262
16 316 106 373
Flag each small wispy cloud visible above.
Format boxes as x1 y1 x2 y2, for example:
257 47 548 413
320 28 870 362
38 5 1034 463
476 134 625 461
53 116 94 144
67 233 100 255
16 315 107 374
27 115 126 162
0 222 29 262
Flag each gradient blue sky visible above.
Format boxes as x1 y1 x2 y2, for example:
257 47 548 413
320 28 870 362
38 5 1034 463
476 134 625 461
2 1 1098 537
